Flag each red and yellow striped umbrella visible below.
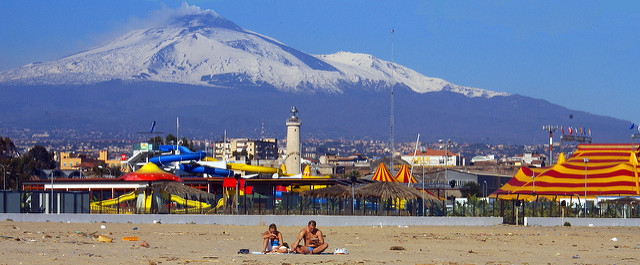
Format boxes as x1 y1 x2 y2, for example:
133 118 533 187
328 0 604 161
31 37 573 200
372 163 397 182
491 144 640 201
395 164 417 183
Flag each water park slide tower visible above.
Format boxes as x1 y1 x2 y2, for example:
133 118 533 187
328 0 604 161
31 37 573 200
285 106 301 175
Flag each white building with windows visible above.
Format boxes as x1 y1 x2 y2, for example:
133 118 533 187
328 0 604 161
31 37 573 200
400 148 463 167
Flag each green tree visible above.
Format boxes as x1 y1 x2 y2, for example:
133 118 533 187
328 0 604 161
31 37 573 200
148 136 163 145
165 134 177 145
461 182 482 198
345 170 361 179
24 145 56 169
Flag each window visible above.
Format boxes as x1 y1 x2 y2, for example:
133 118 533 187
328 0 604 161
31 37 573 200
63 162 66 167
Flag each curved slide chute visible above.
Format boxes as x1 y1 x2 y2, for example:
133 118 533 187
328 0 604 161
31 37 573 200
149 145 206 165
90 191 138 207
180 164 234 177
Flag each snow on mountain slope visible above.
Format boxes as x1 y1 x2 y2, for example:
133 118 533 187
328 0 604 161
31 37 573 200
0 5 508 98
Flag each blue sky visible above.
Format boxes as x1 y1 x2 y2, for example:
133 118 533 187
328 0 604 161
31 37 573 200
1 1 639 122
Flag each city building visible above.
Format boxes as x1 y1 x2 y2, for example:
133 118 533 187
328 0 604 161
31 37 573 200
501 152 545 167
59 150 128 173
400 148 464 167
213 138 278 161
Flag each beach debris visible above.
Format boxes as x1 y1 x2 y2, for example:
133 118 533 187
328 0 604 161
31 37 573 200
203 255 218 259
237 249 250 254
153 220 161 224
97 235 113 243
149 261 157 265
389 246 405 251
572 254 580 259
334 248 348 254
100 225 106 229
614 245 620 248
468 250 476 254
123 236 139 241
588 224 594 227
140 241 150 248
611 237 618 242
133 227 138 230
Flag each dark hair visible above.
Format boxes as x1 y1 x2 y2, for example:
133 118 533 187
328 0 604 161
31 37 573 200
308 220 316 226
269 223 277 230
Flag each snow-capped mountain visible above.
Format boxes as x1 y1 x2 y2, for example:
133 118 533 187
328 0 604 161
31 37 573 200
0 6 506 98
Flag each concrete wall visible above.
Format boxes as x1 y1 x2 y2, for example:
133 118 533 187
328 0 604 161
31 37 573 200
525 217 640 227
0 213 502 227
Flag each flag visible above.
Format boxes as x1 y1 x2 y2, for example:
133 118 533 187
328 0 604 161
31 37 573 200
588 128 591 136
568 127 573 135
561 125 564 135
150 121 156 133
631 123 635 130
580 127 583 135
391 28 394 33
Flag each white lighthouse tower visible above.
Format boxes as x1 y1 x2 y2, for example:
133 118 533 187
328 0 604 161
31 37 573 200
285 106 301 175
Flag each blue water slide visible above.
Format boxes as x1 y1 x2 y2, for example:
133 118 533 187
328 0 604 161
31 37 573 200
159 145 198 154
180 164 234 177
149 145 206 165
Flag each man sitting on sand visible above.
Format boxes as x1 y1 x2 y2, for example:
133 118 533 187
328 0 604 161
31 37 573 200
262 223 288 253
293 220 328 254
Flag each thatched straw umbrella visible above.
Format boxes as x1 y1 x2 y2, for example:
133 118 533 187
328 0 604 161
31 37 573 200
356 181 441 216
300 184 353 198
357 181 426 200
300 184 357 215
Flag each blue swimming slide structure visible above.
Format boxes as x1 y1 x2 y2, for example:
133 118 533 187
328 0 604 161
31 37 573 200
149 145 233 177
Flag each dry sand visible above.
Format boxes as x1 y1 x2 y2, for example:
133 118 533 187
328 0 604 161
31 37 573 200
0 220 639 264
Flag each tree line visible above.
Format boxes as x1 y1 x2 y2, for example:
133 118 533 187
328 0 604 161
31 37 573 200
0 136 56 190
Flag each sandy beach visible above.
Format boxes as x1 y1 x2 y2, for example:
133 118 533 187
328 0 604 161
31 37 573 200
0 220 638 264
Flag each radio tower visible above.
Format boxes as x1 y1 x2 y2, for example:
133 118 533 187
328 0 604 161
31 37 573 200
542 125 558 165
261 119 265 140
390 28 395 173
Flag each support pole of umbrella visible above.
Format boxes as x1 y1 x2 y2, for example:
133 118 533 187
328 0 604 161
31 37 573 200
350 176 357 216
234 174 240 215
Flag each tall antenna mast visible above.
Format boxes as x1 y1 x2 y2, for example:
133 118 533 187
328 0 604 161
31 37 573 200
176 117 180 152
261 119 265 140
390 28 395 174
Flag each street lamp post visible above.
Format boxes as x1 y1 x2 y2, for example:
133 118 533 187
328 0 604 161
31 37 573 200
532 168 535 195
439 139 452 211
49 171 54 214
422 165 425 216
483 181 487 198
584 157 589 218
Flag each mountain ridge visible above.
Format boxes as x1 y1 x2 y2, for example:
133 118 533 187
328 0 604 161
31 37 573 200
0 7 506 98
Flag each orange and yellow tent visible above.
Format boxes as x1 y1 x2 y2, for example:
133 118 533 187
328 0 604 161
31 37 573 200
491 143 640 201
372 163 397 182
395 164 417 183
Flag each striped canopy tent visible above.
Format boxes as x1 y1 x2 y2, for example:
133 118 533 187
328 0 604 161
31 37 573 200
120 163 183 182
395 164 417 183
490 144 640 201
371 163 397 182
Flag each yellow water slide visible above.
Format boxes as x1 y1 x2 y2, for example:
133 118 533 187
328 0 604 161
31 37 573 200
90 191 138 207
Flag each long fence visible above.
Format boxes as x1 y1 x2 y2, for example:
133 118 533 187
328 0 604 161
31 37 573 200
1 190 638 225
